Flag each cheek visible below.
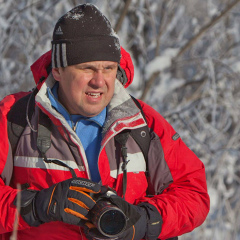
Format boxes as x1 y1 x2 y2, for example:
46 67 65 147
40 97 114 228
70 84 84 100
105 82 115 102
107 77 116 92
68 76 85 92
60 80 82 102
109 84 115 97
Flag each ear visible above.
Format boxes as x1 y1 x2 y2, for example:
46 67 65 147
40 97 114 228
52 68 61 81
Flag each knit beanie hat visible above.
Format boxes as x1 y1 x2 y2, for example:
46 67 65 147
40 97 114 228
51 4 121 68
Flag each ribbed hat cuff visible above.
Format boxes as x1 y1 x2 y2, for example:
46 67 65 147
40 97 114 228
51 36 121 68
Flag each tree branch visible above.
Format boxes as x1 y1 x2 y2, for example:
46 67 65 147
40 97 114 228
140 70 160 100
114 0 132 33
140 0 240 101
174 0 240 60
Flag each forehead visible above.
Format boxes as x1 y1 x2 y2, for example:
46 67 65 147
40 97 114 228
75 61 118 67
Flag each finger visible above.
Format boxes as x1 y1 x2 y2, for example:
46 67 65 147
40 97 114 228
62 209 84 225
70 186 101 194
85 221 95 229
68 189 96 209
64 207 88 220
64 199 90 220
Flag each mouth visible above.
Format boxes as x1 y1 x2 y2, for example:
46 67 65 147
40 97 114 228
86 92 102 98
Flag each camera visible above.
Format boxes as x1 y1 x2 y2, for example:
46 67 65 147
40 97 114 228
90 199 127 237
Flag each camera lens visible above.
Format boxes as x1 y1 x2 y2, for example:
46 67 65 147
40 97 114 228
90 200 127 237
99 209 126 236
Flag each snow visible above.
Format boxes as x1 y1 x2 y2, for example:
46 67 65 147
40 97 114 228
0 0 240 239
65 12 84 20
145 48 179 78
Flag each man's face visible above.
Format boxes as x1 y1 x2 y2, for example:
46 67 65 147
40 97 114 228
52 61 118 117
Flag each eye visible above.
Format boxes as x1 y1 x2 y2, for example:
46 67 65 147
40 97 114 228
104 66 113 72
103 65 117 72
80 67 95 73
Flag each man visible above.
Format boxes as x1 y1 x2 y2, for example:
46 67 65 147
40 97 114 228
0 4 210 240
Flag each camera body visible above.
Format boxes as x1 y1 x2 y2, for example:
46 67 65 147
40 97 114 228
90 192 127 237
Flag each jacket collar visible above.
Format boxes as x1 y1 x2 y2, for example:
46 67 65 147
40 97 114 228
35 73 145 140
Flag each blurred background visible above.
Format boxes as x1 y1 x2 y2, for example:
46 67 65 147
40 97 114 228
0 0 239 239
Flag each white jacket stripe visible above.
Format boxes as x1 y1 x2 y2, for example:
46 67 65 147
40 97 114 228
14 156 84 171
110 152 146 178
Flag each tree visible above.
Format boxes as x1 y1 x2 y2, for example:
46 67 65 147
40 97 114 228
0 0 240 239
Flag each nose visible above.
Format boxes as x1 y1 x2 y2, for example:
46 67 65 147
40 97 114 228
89 70 105 88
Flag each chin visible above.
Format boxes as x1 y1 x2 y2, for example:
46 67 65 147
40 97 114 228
83 111 101 117
81 104 105 117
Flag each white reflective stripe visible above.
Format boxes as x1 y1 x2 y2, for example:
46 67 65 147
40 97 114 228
14 156 85 171
62 43 68 67
56 44 61 68
52 45 56 68
110 152 146 178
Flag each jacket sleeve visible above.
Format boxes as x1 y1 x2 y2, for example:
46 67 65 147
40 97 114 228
135 100 210 239
0 93 31 234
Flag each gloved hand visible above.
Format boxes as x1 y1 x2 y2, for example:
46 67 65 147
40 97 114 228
15 178 102 227
84 192 162 240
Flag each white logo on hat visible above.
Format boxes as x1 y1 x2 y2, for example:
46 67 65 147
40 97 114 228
55 26 63 35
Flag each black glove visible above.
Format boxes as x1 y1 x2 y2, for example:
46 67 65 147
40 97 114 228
15 178 102 227
84 192 162 240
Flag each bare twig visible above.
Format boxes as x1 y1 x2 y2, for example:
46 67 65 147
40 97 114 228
209 122 240 188
174 0 240 60
154 0 170 56
140 1 181 101
10 184 21 240
114 0 132 33
140 70 160 100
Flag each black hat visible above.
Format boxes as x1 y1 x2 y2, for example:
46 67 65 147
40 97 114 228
51 4 121 68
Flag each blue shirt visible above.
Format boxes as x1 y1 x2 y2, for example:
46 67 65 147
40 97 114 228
47 82 106 182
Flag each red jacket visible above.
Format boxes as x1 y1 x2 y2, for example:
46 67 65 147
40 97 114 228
0 48 210 240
